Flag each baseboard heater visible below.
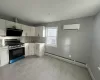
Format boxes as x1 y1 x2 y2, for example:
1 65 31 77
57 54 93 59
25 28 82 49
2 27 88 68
45 52 87 68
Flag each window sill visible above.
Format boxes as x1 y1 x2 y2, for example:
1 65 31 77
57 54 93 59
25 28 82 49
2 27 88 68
46 44 57 48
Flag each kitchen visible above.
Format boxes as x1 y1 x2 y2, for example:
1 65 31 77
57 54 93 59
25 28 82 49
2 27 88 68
0 18 45 66
0 0 100 80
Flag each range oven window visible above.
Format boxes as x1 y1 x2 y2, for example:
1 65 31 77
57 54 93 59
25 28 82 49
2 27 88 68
13 49 23 56
9 47 25 60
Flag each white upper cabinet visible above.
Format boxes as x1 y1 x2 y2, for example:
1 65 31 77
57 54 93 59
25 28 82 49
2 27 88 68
22 25 31 36
0 19 36 37
5 20 15 28
22 24 27 36
22 25 35 36
0 19 6 36
35 27 40 36
30 26 35 36
16 23 22 29
35 26 45 37
5 20 22 29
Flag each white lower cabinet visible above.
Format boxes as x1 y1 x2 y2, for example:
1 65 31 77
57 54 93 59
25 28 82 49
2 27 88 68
25 43 29 56
29 43 35 55
34 43 45 57
25 43 35 56
0 47 9 67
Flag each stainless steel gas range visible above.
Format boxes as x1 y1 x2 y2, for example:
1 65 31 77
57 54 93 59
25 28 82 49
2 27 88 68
5 39 25 64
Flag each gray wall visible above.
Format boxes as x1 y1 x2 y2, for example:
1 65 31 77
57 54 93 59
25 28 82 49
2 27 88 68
89 12 100 80
45 17 94 63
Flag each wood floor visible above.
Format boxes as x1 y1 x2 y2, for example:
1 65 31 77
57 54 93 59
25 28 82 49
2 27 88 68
0 55 91 80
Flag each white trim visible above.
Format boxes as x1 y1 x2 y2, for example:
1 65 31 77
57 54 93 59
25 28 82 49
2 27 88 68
86 64 96 80
45 53 87 68
45 44 57 47
45 53 96 80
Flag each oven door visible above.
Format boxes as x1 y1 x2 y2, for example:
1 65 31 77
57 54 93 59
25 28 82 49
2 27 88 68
9 47 25 61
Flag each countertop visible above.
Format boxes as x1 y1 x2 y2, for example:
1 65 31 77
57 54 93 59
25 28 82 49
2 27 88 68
0 46 8 50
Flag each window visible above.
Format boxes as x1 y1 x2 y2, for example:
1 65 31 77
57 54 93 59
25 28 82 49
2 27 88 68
46 27 57 47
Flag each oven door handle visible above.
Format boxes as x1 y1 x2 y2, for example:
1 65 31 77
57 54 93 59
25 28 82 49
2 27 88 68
9 47 24 50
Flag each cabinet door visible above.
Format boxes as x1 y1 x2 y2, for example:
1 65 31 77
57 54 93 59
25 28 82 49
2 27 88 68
25 43 29 56
22 25 31 36
5 20 15 28
35 43 45 56
30 27 35 36
34 44 39 55
35 26 45 37
0 49 9 66
35 27 39 36
26 26 31 36
25 43 35 56
6 20 22 29
16 23 22 29
22 24 26 36
29 43 35 55
0 19 6 36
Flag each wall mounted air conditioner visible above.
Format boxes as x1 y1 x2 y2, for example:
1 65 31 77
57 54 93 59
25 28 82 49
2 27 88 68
63 24 80 30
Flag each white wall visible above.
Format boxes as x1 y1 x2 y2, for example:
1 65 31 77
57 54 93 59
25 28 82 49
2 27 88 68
45 17 94 63
89 12 100 80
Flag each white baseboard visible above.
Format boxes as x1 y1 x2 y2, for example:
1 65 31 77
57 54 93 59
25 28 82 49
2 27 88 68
45 53 96 80
86 64 95 80
45 53 87 68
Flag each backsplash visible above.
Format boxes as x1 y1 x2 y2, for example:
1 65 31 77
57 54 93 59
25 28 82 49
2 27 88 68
20 36 45 43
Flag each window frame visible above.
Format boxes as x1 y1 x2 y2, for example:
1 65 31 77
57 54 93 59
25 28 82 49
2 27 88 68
46 27 58 47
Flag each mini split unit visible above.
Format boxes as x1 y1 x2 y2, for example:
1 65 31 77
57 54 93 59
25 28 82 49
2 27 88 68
63 24 80 30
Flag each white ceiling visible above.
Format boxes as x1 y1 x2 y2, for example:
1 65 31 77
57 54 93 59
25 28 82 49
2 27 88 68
0 0 100 24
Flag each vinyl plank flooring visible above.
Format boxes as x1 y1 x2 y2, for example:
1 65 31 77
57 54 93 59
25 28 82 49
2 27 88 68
0 55 91 80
